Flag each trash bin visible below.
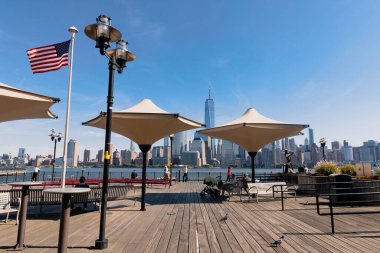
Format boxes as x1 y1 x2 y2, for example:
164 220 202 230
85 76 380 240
329 174 352 202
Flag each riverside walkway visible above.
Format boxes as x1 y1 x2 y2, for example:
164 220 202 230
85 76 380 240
1 181 380 252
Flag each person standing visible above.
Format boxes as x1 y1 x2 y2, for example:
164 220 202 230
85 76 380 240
227 167 232 182
183 165 188 182
131 170 138 179
31 167 40 181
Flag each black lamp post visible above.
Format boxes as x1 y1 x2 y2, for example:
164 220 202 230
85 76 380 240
169 134 174 186
319 138 327 161
49 129 62 181
85 15 136 250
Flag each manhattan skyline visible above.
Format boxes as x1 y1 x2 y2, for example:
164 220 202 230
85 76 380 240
1 1 380 158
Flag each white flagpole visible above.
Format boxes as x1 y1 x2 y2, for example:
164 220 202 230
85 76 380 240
61 26 78 188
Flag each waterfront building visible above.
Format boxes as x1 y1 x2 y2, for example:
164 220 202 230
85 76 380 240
221 140 234 166
97 149 104 163
18 148 26 158
331 141 341 150
204 88 216 159
308 128 314 148
172 131 187 162
342 145 354 162
181 151 201 166
190 138 206 165
261 143 274 168
113 149 121 166
67 139 79 167
83 149 91 164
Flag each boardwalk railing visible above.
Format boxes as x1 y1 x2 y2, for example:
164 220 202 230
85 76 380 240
0 171 283 184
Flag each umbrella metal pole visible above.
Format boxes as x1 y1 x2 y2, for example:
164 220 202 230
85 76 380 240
248 152 257 182
139 144 151 211
95 56 116 250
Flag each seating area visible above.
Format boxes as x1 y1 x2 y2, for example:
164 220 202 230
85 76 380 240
0 185 131 213
0 192 20 224
247 182 288 202
42 178 172 188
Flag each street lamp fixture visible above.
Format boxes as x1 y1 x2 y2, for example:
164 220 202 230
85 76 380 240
84 15 121 55
169 134 174 186
49 129 62 181
319 138 327 161
85 15 136 250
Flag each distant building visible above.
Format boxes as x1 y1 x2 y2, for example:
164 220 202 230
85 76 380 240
83 149 91 164
190 138 206 165
221 140 234 166
181 151 201 166
97 149 104 163
18 148 26 158
67 139 79 167
113 149 121 166
172 131 187 161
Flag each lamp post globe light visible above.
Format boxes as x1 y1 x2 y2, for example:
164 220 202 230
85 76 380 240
319 138 327 161
85 15 136 250
169 134 174 186
49 129 62 181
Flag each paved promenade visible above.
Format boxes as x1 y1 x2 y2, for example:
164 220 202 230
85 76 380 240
1 181 380 252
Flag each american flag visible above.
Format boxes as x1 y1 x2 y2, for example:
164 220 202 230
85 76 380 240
26 40 70 74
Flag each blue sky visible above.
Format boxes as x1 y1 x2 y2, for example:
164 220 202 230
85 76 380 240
1 0 380 159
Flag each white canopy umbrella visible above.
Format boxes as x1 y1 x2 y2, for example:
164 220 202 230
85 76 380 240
200 108 309 180
0 82 59 123
83 98 204 210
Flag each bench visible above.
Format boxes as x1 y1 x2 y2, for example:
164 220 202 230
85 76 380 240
316 190 380 234
0 192 20 224
2 185 131 212
247 182 287 203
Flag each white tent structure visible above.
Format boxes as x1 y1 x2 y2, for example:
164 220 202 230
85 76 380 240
83 98 204 210
200 108 309 180
0 82 59 123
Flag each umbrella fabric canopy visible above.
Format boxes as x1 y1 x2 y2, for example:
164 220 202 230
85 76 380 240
83 98 204 210
0 82 59 123
200 108 309 180
83 98 203 146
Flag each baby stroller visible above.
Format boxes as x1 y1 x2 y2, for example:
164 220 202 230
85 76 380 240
200 176 222 198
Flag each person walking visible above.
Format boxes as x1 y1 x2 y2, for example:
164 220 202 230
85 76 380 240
183 165 188 182
227 167 232 182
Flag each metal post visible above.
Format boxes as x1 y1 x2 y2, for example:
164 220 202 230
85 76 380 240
169 135 174 186
139 144 151 211
58 194 71 253
14 186 29 250
95 56 116 250
248 151 258 182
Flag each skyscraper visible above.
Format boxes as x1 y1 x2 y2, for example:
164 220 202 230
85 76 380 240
18 148 26 158
308 128 314 149
204 88 216 160
172 131 187 160
67 139 79 167
205 88 215 129
83 149 91 163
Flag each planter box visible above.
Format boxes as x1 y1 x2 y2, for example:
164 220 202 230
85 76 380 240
297 175 330 195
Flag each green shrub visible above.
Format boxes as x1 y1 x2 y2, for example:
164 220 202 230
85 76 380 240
315 161 338 176
339 164 356 176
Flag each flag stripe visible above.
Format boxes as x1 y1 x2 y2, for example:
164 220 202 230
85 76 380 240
30 54 68 67
26 40 70 74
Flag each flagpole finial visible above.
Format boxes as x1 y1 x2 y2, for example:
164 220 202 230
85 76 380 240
68 26 78 34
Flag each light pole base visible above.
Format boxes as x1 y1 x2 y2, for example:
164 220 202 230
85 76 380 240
95 239 108 250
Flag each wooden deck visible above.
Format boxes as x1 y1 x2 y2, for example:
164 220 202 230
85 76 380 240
1 182 380 252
